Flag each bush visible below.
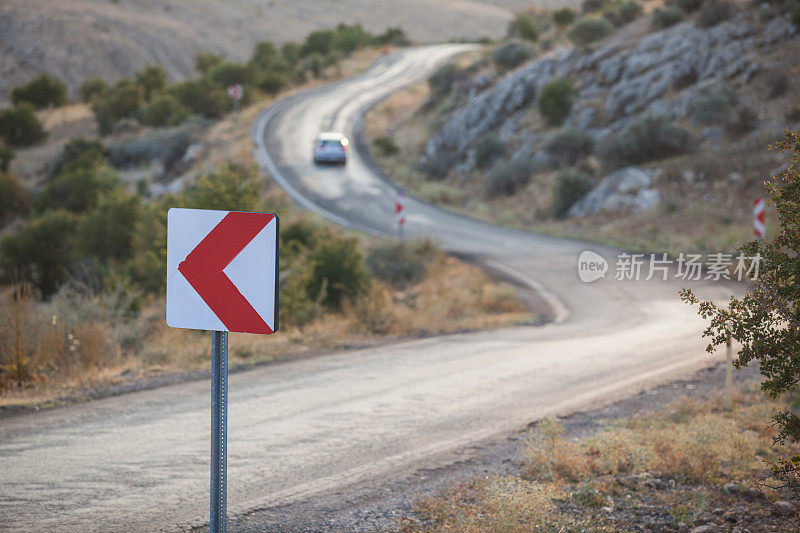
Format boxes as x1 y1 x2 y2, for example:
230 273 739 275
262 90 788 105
566 17 614 45
698 0 734 27
582 0 609 13
427 63 466 101
108 125 196 170
49 137 108 177
0 210 79 296
614 1 644 25
78 191 141 262
123 200 169 294
474 134 505 168
11 74 67 109
330 23 375 54
726 107 758 137
417 150 457 180
304 235 369 310
301 29 335 57
206 61 256 88
0 104 47 147
281 218 319 256
80 78 108 103
186 163 262 212
486 158 534 197
91 80 145 135
598 115 694 170
170 79 229 119
366 240 436 287
538 78 576 127
0 171 30 225
376 27 410 46
0 145 13 172
492 40 535 70
688 85 737 125
507 13 540 41
651 6 686 29
373 136 399 157
543 128 595 166
139 93 188 127
134 65 168 100
35 166 118 214
553 8 578 26
552 169 593 219
677 0 704 12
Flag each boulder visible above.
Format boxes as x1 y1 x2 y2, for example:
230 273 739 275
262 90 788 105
568 167 660 217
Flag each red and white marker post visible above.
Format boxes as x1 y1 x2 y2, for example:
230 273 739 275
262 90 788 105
227 84 243 119
395 190 406 239
753 198 765 241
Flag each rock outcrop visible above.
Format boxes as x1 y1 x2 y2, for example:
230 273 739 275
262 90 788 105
568 167 660 217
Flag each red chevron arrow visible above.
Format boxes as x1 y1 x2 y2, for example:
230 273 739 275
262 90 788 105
178 212 274 334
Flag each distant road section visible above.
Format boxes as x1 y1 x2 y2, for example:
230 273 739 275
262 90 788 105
0 45 734 532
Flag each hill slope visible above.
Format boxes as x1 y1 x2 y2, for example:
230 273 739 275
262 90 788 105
0 0 570 100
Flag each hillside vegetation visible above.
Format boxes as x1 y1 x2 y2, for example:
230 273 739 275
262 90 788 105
367 0 800 254
0 0 572 101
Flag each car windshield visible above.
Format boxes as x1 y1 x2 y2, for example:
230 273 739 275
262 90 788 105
318 140 342 147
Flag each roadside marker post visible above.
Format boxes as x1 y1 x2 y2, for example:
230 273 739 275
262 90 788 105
228 84 243 121
754 198 765 241
395 190 406 240
167 208 278 533
724 325 733 411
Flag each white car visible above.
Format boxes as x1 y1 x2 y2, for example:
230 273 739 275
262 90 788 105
312 132 349 165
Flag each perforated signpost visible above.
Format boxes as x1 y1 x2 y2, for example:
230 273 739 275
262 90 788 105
166 208 279 533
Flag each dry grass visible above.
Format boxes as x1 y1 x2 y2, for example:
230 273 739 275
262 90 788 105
404 387 799 531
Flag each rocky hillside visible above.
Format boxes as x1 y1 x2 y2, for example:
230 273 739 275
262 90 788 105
0 0 565 101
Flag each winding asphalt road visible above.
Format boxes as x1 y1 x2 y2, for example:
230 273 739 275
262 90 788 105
0 45 737 532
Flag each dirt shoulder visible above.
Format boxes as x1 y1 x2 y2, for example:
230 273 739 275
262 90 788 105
228 361 791 532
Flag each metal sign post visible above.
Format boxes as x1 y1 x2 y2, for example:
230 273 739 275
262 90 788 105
210 330 228 533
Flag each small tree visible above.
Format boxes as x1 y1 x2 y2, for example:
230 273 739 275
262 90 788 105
0 104 47 147
538 78 576 127
681 128 800 500
11 74 67 109
80 78 108 103
134 65 168 100
507 13 540 42
91 80 145 135
186 163 262 212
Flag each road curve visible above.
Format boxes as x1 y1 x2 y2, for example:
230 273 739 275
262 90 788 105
0 46 737 532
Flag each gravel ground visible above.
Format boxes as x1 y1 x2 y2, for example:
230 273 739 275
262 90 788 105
226 361 769 532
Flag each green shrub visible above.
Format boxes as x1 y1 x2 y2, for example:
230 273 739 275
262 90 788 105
0 104 47 147
91 80 145 135
80 78 108 103
366 240 435 287
492 40 535 70
170 79 229 119
507 13 540 41
373 136 399 157
651 6 686 29
301 29 335 57
304 235 369 310
49 137 108 177
124 200 169 294
603 0 643 26
281 218 319 256
677 0 704 12
140 93 188 127
543 128 595 166
108 125 197 169
134 65 168 100
376 27 410 46
194 52 224 75
0 210 79 296
553 8 578 26
538 78 576 127
428 63 466 101
0 171 30 225
582 0 609 13
206 61 256 88
186 163 262 212
35 166 118 214
552 168 593 219
486 158 534 197
330 23 375 54
598 115 694 170
698 0 734 27
417 150 457 180
688 85 737 125
567 17 614 45
474 134 505 168
11 74 67 109
78 190 141 262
